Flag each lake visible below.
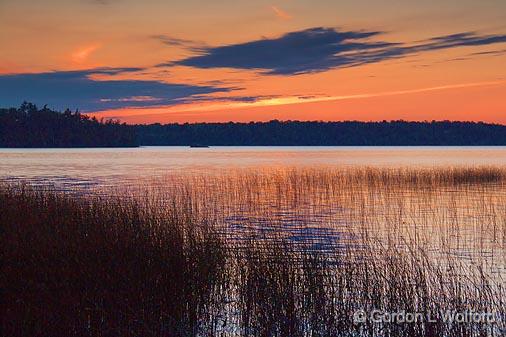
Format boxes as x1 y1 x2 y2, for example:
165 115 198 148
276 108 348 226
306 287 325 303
2 146 506 188
2 146 506 334
0 147 506 256
1 147 505 275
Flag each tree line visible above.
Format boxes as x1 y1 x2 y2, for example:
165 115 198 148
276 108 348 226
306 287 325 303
2 104 506 147
0 103 138 147
137 120 506 146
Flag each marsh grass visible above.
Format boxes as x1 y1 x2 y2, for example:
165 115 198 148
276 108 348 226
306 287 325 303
1 186 228 337
1 166 505 336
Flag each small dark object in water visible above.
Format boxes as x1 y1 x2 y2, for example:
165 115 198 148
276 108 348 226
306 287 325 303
190 144 210 148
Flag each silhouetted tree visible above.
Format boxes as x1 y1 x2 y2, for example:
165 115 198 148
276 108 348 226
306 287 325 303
136 120 506 146
0 103 138 147
2 103 506 147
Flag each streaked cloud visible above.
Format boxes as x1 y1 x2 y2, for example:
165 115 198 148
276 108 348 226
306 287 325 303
270 5 292 20
172 27 506 75
86 0 115 4
0 68 231 111
172 28 393 74
470 49 506 57
102 80 506 117
71 44 101 64
152 35 206 52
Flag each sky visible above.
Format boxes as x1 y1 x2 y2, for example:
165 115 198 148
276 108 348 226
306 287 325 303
1 0 505 124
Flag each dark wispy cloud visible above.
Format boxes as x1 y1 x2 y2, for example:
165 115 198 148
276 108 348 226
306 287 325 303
170 27 506 75
152 35 207 53
421 32 506 49
86 0 115 5
470 48 506 57
169 28 396 75
0 68 231 111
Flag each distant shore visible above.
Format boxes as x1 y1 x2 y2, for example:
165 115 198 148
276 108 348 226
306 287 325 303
3 104 506 147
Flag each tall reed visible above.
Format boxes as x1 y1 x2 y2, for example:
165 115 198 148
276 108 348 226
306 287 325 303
2 166 505 336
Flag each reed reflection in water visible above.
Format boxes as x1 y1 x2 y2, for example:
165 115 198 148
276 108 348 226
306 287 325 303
2 159 506 336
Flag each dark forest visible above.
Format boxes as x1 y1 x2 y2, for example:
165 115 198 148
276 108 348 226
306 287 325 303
2 104 506 147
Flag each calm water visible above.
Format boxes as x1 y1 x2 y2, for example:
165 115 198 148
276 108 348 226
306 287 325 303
1 146 506 187
1 146 505 277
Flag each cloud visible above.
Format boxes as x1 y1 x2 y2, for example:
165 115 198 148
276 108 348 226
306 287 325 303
470 49 506 57
0 68 231 111
71 44 101 64
405 32 506 53
270 5 292 20
152 35 207 52
172 27 506 75
130 80 506 116
421 32 506 49
86 0 114 4
173 28 395 75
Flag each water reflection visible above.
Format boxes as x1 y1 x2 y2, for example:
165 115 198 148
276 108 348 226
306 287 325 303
1 147 505 278
2 147 506 188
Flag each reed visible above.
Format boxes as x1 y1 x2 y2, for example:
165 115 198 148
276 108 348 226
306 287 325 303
1 166 505 336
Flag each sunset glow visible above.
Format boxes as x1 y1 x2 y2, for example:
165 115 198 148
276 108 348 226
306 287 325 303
1 0 505 124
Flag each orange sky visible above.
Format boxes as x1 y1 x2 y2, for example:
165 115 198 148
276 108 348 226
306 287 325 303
1 0 505 124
